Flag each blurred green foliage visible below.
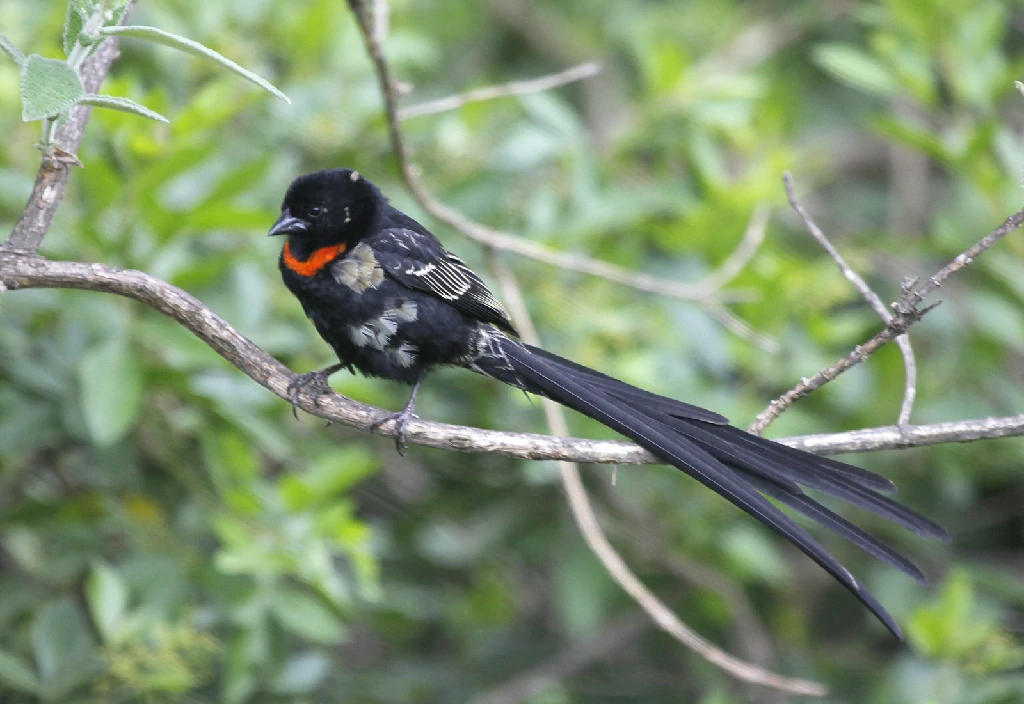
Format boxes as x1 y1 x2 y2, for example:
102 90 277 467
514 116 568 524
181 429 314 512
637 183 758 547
1 1 1023 702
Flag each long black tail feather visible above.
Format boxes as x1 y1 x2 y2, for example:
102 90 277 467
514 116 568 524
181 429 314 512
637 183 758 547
480 338 949 639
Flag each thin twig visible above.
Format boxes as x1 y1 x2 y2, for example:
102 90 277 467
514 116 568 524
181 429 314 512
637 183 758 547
398 62 601 120
487 253 826 696
372 0 390 45
707 302 779 353
698 203 772 292
346 0 756 306
2 0 138 254
783 173 918 425
748 205 1024 436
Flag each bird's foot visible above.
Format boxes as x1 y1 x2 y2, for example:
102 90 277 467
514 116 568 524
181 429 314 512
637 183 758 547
370 406 419 456
287 369 336 419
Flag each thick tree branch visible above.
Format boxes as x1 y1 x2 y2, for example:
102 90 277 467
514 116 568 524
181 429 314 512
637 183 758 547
4 253 1024 460
2 0 138 254
748 206 1024 435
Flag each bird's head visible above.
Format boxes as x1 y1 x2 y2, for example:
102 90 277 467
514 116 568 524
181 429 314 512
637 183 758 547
268 168 381 255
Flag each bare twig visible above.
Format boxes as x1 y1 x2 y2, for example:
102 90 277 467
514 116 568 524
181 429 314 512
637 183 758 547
748 206 1024 435
372 0 390 45
698 204 772 293
783 173 918 425
2 0 138 254
398 62 601 120
488 253 826 696
706 303 779 353
345 0 756 306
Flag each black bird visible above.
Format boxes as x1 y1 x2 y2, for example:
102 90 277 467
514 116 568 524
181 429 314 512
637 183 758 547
269 168 947 638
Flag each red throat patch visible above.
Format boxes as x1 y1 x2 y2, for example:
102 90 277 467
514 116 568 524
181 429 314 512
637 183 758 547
282 241 347 277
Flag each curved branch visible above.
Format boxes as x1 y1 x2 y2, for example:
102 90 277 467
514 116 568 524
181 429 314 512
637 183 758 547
4 253 1024 459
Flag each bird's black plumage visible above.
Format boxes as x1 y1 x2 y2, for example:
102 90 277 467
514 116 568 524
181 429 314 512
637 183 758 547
270 167 948 639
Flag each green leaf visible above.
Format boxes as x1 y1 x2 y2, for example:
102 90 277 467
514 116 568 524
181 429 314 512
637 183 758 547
872 115 952 164
109 1 130 27
812 44 900 96
0 650 40 694
77 94 169 123
19 55 85 121
85 562 128 642
78 336 144 446
63 1 89 56
98 25 290 103
270 588 346 644
31 599 97 699
0 33 25 66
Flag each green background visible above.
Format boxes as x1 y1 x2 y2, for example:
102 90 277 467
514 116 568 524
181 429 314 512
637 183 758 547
1 0 1023 702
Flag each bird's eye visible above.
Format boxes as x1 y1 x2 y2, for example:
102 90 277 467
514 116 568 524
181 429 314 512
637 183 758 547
309 206 325 219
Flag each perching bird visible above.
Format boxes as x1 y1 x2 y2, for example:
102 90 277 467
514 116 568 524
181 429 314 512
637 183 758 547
269 168 947 638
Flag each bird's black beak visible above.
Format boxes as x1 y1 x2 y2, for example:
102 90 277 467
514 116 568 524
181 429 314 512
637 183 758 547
268 209 309 237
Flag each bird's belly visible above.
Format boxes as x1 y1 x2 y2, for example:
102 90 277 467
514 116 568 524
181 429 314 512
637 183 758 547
299 279 477 384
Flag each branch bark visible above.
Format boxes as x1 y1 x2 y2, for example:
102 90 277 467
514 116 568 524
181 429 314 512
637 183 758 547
2 0 138 254
5 253 1024 462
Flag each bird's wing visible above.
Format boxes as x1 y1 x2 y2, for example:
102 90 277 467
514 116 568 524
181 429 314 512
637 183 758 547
371 226 518 334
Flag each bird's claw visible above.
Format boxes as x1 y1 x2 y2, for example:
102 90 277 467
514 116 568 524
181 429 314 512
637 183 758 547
370 408 419 456
287 370 333 419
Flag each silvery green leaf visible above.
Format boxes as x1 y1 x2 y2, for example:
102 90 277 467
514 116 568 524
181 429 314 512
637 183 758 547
63 1 91 56
99 25 290 103
77 94 169 123
20 55 86 122
0 33 25 66
107 0 130 26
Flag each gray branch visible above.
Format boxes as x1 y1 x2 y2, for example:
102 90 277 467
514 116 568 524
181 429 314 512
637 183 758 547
4 251 1024 463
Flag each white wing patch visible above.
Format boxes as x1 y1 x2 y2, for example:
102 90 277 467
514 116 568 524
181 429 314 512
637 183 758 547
388 342 418 367
375 228 515 330
332 242 385 293
347 300 419 359
389 298 418 322
405 263 436 276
